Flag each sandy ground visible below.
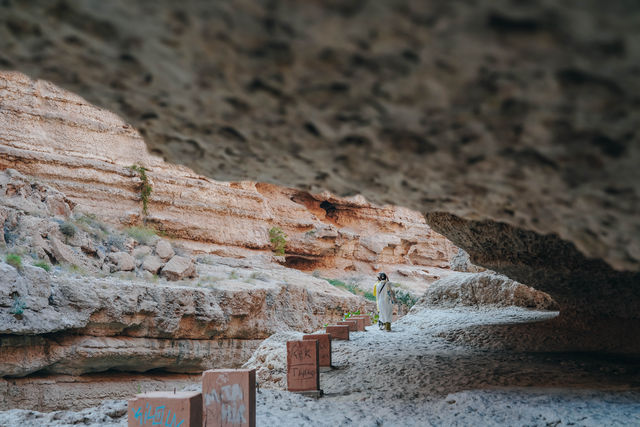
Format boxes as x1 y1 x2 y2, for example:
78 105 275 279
2 306 639 426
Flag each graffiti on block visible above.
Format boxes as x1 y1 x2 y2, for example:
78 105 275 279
204 382 246 424
132 403 185 427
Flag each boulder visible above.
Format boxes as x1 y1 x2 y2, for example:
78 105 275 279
161 256 195 281
155 240 174 261
142 255 164 275
108 252 135 272
132 245 152 259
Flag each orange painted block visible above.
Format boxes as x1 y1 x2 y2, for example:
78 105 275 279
325 325 349 340
202 369 256 427
303 333 332 367
337 320 358 332
128 391 202 427
287 340 320 392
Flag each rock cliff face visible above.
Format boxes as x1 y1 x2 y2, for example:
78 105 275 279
0 0 638 273
0 71 456 282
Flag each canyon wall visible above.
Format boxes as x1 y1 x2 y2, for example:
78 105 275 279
0 71 456 283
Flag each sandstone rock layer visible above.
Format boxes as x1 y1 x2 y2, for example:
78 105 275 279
0 71 456 281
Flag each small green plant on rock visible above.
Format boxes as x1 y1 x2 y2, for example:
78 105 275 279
59 221 77 242
268 226 287 256
6 253 22 270
125 226 158 245
128 164 153 217
33 260 51 272
343 310 361 321
326 278 376 302
10 294 26 316
394 288 418 310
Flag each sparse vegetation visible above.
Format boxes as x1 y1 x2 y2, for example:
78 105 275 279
33 260 51 272
268 226 287 256
106 234 126 251
10 294 26 316
229 270 239 280
343 309 361 321
326 278 376 302
6 253 22 270
126 226 158 245
394 288 418 310
74 214 110 241
128 164 153 217
59 221 77 241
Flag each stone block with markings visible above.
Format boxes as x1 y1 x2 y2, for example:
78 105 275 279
303 333 331 367
128 391 202 427
337 320 358 332
287 340 320 392
202 368 256 427
325 325 349 340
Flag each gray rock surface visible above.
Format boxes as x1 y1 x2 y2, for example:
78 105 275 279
417 271 556 310
154 240 174 261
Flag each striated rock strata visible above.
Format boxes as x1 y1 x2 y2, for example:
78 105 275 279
0 71 456 283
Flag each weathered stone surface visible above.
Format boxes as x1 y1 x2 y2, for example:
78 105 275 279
0 254 370 377
108 251 135 272
142 255 163 274
0 373 199 412
418 272 556 310
0 335 261 378
162 255 196 281
155 240 175 261
0 2 637 274
450 248 486 274
426 212 640 354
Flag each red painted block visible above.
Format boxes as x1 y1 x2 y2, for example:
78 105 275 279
303 333 332 367
353 315 372 326
325 325 349 340
287 340 320 392
128 391 202 427
337 320 358 332
350 317 366 331
202 369 256 427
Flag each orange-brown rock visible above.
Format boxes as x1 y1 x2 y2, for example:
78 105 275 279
0 71 457 280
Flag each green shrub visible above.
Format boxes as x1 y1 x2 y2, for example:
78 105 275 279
10 294 26 315
59 221 77 239
6 253 22 270
268 227 287 256
395 288 418 309
33 260 51 272
326 278 376 302
125 226 158 245
128 165 152 216
75 214 110 240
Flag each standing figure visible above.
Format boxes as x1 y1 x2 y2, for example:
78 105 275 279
374 272 396 332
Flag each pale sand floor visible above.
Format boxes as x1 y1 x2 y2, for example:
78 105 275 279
2 306 639 426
